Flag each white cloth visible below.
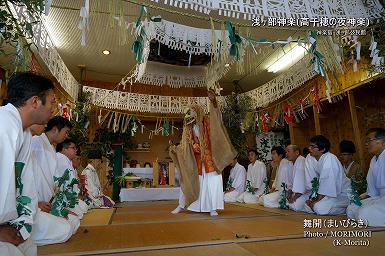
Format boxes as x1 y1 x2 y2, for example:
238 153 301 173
56 152 86 218
228 163 246 193
0 104 37 241
31 210 72 245
343 161 355 175
81 164 115 208
305 152 351 215
30 135 79 243
120 187 180 201
237 160 267 203
289 192 312 212
31 134 56 202
272 158 293 192
291 156 306 194
366 150 385 198
288 156 306 211
18 238 36 256
304 154 318 193
178 170 224 212
261 158 293 208
224 163 246 202
347 150 385 227
0 242 24 256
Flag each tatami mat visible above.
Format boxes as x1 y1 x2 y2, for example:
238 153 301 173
239 231 385 256
101 243 256 256
112 203 280 224
38 221 235 255
38 201 385 256
227 202 307 215
80 208 115 227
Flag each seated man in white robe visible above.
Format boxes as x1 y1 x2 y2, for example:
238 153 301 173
30 117 78 245
261 146 293 208
81 150 115 208
347 128 385 226
55 139 88 218
0 72 55 256
304 135 351 215
224 157 246 202
291 153 319 213
237 150 266 204
286 145 307 211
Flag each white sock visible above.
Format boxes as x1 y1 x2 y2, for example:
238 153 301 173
210 210 218 216
171 206 183 214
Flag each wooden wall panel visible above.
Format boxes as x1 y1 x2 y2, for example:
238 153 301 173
318 98 354 155
291 108 316 153
290 79 384 170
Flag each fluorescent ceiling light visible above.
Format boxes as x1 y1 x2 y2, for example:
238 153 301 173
267 45 308 73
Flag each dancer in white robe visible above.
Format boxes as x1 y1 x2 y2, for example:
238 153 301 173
261 147 293 208
237 150 266 204
81 150 115 208
55 139 88 218
171 91 236 217
224 158 246 202
347 128 385 226
304 135 351 215
0 72 55 256
285 145 306 211
30 117 77 245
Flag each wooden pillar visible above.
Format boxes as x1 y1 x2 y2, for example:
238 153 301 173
289 123 295 144
313 105 321 135
347 90 366 170
111 143 123 201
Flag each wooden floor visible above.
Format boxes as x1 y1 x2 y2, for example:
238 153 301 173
38 201 385 255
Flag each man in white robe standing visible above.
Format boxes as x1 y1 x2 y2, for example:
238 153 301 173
347 128 385 226
304 135 351 215
224 157 246 202
261 146 293 208
55 139 88 218
30 116 77 245
237 150 267 204
81 150 115 208
286 145 306 211
0 72 55 256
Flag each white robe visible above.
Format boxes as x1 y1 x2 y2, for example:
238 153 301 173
30 134 74 245
237 160 267 204
177 124 224 212
304 152 351 215
55 153 88 218
347 149 385 226
81 164 114 208
224 163 246 202
31 134 56 202
0 104 37 255
288 156 306 211
178 168 224 212
290 155 319 213
262 158 293 208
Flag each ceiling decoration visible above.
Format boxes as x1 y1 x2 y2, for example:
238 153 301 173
151 18 230 55
136 61 208 87
83 85 210 113
10 3 79 100
245 55 317 108
150 0 384 20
